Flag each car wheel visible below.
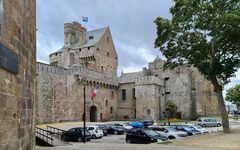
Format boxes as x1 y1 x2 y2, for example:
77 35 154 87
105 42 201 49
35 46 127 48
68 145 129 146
217 123 221 127
77 137 82 142
114 131 118 135
202 124 206 127
92 134 97 139
126 139 131 143
168 136 176 140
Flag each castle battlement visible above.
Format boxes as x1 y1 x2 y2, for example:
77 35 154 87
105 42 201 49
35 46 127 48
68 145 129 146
135 76 164 86
37 62 119 86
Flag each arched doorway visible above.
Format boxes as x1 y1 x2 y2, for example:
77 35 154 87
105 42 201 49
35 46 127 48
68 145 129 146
90 106 97 122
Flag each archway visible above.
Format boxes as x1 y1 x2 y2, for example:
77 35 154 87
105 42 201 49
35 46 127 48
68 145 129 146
90 105 97 122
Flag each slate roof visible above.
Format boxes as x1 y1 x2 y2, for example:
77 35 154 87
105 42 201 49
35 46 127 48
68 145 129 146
120 72 143 83
72 27 107 48
51 27 107 55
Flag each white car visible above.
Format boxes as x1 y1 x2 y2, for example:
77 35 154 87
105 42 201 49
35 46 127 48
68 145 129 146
86 126 103 139
114 123 133 131
122 123 133 130
149 125 188 139
185 124 209 134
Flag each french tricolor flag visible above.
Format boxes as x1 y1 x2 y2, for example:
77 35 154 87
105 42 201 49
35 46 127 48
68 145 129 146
82 16 88 22
91 85 99 100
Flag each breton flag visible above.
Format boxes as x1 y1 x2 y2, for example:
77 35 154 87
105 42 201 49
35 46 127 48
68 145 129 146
91 85 99 100
82 16 88 22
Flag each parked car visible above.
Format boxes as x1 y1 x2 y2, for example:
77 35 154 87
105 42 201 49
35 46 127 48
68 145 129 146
125 128 168 144
142 120 154 128
148 125 188 139
61 127 91 142
197 118 222 127
185 124 209 134
128 121 144 128
171 125 201 136
114 122 133 131
86 125 104 139
95 124 108 136
106 124 125 135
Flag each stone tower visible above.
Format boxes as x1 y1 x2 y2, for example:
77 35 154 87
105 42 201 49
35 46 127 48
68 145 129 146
49 22 118 75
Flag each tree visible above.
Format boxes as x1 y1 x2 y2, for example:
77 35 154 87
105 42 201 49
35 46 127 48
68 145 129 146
165 100 178 118
225 84 240 111
154 0 240 133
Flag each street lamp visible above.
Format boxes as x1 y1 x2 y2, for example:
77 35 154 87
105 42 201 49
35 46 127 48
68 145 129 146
75 75 87 143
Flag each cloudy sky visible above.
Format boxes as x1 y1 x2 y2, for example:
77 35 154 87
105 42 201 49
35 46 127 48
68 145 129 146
36 0 239 93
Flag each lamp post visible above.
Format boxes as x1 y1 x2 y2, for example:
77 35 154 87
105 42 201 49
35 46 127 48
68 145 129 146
75 75 87 143
82 77 87 143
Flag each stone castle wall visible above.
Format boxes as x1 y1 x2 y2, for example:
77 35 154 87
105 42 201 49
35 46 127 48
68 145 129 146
0 0 36 149
36 63 119 123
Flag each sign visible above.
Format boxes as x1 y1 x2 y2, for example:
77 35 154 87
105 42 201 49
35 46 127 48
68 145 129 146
0 42 19 74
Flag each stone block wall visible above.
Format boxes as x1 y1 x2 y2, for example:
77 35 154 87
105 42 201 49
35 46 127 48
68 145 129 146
36 63 119 123
0 0 36 149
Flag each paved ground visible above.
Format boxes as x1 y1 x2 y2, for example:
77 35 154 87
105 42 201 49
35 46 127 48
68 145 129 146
36 143 216 150
36 119 240 150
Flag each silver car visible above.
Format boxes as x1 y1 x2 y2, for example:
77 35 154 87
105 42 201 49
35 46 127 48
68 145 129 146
197 118 222 127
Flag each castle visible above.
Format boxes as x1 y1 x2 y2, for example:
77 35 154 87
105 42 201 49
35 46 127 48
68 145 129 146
36 22 219 123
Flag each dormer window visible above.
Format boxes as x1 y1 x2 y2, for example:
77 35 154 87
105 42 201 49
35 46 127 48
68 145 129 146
89 36 94 40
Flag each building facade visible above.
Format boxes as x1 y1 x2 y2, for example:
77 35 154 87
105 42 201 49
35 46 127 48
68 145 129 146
0 0 36 149
36 22 219 123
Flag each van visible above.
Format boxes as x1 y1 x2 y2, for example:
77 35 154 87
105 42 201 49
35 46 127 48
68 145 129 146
197 118 222 127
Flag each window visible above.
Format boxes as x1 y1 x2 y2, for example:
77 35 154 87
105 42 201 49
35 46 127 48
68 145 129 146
132 88 136 100
79 49 81 52
147 109 151 115
110 107 113 114
88 47 90 50
105 100 108 107
107 52 109 57
166 92 171 94
101 66 103 72
107 36 109 42
122 89 126 100
89 36 94 39
111 91 114 99
165 77 169 81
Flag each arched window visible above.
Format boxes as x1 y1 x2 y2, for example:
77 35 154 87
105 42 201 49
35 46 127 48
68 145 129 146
110 107 113 114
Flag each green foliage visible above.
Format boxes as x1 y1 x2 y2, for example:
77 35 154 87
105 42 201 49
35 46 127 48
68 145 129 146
154 0 240 85
157 140 173 145
225 84 240 110
165 100 178 115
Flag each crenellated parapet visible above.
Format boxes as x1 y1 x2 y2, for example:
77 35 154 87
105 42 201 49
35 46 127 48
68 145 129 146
37 62 119 87
134 76 164 86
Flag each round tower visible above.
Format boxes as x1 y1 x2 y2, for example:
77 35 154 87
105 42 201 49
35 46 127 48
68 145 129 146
64 22 87 47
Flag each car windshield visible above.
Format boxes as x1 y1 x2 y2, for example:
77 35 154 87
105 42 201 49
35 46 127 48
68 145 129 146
182 126 193 131
144 130 160 136
122 123 130 126
193 124 202 129
165 127 178 132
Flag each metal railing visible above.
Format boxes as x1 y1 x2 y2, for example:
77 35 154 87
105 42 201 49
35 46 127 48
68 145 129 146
36 127 53 146
47 126 66 139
